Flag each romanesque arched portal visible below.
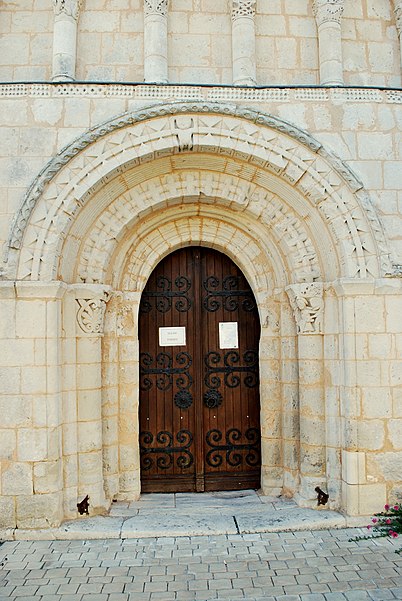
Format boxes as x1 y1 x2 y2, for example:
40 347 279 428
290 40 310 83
1 104 393 524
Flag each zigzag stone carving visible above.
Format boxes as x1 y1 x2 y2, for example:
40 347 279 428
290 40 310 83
1 102 391 283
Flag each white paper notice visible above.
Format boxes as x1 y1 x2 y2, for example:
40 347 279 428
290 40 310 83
159 326 186 347
219 322 238 349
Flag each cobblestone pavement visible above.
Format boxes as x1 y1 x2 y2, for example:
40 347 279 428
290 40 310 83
0 528 402 601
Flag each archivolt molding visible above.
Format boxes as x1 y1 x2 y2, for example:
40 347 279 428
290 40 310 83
1 102 391 283
66 170 323 287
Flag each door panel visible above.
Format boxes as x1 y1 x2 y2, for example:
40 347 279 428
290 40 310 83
139 247 261 492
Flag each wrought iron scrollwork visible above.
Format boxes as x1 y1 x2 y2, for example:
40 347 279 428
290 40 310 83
140 275 192 313
204 350 258 389
140 351 193 400
205 428 260 468
203 275 255 312
140 430 194 471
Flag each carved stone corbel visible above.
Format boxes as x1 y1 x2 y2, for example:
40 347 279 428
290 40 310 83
286 283 324 334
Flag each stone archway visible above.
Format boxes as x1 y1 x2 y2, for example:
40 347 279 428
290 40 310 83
1 103 393 522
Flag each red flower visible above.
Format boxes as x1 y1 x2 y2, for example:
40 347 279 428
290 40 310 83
393 505 399 511
384 504 390 510
372 518 378 523
367 525 372 530
386 518 391 525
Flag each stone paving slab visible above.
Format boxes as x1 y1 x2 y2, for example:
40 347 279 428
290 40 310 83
0 528 401 601
0 492 368 542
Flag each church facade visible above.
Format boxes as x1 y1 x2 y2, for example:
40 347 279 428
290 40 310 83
0 0 401 533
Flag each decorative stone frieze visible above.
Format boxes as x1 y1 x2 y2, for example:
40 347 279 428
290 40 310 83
312 0 344 26
286 283 324 334
313 0 344 86
231 0 257 86
143 0 168 83
53 0 84 19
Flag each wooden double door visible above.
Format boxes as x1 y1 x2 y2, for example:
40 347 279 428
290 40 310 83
139 247 261 492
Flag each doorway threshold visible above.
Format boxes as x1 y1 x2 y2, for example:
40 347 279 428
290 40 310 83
4 490 368 541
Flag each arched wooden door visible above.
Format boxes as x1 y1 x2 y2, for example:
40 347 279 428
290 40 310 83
139 247 261 492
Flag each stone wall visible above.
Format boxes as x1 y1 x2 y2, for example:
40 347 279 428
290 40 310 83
0 1 400 86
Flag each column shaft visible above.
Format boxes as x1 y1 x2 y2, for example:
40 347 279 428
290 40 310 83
52 0 83 82
313 0 344 86
231 0 257 86
144 0 168 83
394 1 402 71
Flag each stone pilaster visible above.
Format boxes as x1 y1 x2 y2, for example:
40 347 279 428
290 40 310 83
286 283 327 506
73 285 110 514
231 0 257 86
394 1 402 70
52 0 84 82
143 0 169 83
313 0 344 86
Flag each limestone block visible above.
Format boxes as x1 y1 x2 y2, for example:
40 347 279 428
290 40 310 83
362 387 392 418
385 297 402 333
0 396 31 427
0 430 16 460
357 132 393 160
76 363 101 390
103 445 118 475
0 366 19 395
2 340 35 370
390 361 402 386
298 360 323 386
2 462 33 495
368 451 402 481
119 470 140 497
77 389 101 422
368 334 394 359
16 492 62 529
261 438 282 467
64 98 91 128
354 298 385 333
78 451 103 485
388 420 402 450
341 450 366 485
33 460 62 493
16 301 46 338
0 496 15 529
78 421 102 453
0 34 29 64
357 420 385 451
355 361 381 387
342 482 386 516
393 388 402 418
299 417 326 446
18 428 48 462
21 366 47 395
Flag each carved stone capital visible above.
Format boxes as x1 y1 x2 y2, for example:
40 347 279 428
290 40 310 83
286 283 324 334
144 0 168 17
76 295 109 334
394 1 402 37
231 0 257 21
313 0 344 26
53 0 84 19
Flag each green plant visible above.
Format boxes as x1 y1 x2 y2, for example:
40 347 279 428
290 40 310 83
350 504 402 554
